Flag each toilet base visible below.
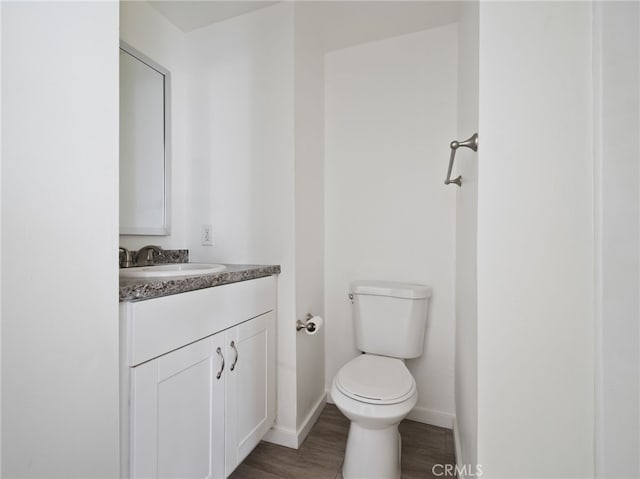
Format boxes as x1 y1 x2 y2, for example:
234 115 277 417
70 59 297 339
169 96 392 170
342 422 401 479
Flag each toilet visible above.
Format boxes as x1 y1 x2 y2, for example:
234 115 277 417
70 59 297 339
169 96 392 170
331 280 431 479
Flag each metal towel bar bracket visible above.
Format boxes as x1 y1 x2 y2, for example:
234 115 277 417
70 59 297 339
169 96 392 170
444 133 478 187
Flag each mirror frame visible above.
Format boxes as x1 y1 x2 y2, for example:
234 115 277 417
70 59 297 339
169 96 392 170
119 40 172 236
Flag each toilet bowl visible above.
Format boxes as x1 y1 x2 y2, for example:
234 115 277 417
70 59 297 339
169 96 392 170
331 354 418 479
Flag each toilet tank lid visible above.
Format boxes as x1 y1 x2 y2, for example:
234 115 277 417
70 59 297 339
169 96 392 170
350 280 431 299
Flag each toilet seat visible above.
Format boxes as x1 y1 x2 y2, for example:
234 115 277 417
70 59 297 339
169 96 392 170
335 354 416 405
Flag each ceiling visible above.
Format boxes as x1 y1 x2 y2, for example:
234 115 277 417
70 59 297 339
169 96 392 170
308 1 460 52
148 1 279 32
147 1 461 52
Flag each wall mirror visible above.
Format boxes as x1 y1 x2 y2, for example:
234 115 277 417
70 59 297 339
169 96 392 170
119 41 171 235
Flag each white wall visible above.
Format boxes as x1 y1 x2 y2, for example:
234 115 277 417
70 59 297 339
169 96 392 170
477 3 594 477
454 0 479 474
184 2 299 440
324 24 458 427
1 2 119 476
594 2 640 477
294 2 327 435
119 1 188 251
0 3 3 474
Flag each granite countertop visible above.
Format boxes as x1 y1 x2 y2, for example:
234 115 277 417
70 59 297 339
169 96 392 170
119 264 280 302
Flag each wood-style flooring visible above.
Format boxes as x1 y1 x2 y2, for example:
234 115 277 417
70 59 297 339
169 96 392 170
229 404 456 479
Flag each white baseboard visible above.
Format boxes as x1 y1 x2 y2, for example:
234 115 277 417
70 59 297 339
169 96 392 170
453 417 466 479
406 406 454 429
297 393 327 446
263 393 327 449
326 387 335 404
262 424 299 449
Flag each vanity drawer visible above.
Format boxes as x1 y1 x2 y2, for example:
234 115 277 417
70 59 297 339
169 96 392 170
121 276 275 366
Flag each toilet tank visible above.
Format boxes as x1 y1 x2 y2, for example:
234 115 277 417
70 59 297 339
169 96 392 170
350 280 431 359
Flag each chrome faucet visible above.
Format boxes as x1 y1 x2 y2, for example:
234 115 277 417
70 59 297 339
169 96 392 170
119 247 135 268
135 245 163 266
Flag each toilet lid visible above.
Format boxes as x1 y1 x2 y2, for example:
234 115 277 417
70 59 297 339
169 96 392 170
336 354 416 405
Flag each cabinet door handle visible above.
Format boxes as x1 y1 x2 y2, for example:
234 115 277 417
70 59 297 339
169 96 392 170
230 340 238 371
216 347 225 379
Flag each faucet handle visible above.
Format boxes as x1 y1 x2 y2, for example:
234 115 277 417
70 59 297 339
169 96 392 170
119 247 135 268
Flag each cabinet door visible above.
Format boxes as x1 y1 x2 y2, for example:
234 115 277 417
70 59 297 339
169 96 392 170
130 334 226 479
225 311 276 476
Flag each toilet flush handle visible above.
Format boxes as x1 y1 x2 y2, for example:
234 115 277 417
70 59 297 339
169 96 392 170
348 293 354 303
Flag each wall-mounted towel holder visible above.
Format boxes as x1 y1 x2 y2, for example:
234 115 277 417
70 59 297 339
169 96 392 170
444 133 478 187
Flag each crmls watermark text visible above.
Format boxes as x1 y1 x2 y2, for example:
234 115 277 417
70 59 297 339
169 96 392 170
432 463 484 477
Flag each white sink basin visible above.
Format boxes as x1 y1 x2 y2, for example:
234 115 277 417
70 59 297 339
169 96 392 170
120 263 227 279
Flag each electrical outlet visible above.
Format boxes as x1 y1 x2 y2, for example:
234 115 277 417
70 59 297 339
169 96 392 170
201 224 213 246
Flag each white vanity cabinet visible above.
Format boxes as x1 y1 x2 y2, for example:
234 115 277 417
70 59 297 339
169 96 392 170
120 276 276 479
